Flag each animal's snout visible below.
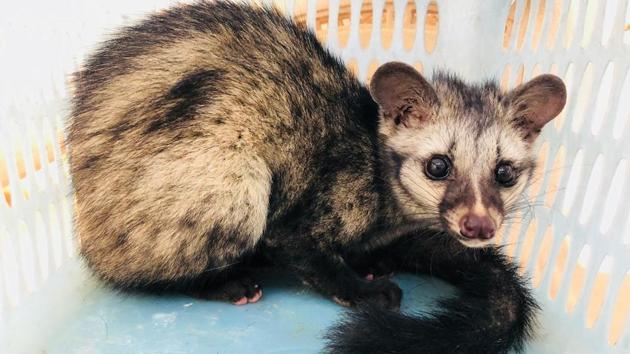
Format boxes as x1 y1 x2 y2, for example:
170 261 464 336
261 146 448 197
459 214 496 240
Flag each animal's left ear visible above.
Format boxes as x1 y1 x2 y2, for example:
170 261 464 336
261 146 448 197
369 62 438 128
506 74 566 142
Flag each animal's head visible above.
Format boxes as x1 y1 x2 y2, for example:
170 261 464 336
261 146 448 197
372 62 566 247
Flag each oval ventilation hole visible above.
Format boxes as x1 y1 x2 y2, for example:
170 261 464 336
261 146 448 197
45 135 56 164
424 1 438 53
292 1 314 36
413 62 423 74
496 210 520 245
0 151 10 207
34 212 50 281
529 140 550 202
381 0 395 49
561 148 584 216
30 139 47 191
591 61 615 136
55 126 67 183
578 154 605 225
495 225 506 246
581 0 599 47
544 145 566 208
359 0 372 48
600 159 628 234
514 63 525 87
601 0 619 45
555 62 575 131
270 0 287 15
546 0 563 49
366 60 380 84
292 1 306 22
533 226 554 288
501 64 512 90
625 1 630 45
531 0 546 51
608 270 630 345
58 130 67 158
48 142 61 187
564 0 580 48
50 203 64 267
571 62 594 134
17 146 30 201
61 199 76 257
15 148 26 180
505 214 525 258
346 59 359 77
0 226 22 306
612 69 630 140
403 0 417 51
503 1 518 50
516 0 532 51
585 255 614 328
31 141 42 172
337 0 351 48
549 234 571 299
518 220 539 274
315 0 329 44
566 244 591 313
18 220 37 294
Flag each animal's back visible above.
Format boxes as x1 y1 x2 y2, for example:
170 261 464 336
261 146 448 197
68 2 375 288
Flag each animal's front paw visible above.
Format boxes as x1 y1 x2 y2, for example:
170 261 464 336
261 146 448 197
189 274 262 305
362 259 396 281
333 279 402 310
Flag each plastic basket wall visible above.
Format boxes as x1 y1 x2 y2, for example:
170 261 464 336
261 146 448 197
1 0 629 353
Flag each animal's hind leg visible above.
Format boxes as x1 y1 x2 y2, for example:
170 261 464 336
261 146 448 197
188 266 263 305
96 146 274 291
347 250 396 281
180 151 272 304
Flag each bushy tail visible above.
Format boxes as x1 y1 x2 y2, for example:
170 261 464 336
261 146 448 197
326 255 539 354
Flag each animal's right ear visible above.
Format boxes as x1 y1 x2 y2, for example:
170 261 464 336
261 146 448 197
369 62 438 128
506 74 566 143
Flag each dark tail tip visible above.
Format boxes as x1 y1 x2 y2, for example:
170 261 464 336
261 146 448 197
325 288 538 354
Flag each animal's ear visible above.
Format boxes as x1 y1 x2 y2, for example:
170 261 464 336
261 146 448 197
369 62 438 128
506 74 566 142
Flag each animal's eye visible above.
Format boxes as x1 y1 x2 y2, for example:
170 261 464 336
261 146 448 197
425 155 451 180
495 163 517 187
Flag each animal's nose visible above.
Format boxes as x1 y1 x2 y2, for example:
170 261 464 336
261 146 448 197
459 214 496 239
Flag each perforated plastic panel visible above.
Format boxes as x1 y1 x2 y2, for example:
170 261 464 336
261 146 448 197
1 1 628 353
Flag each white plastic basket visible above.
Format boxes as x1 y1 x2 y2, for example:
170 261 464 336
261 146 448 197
1 1 629 353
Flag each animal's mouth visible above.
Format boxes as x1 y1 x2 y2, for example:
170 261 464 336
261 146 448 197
452 234 495 248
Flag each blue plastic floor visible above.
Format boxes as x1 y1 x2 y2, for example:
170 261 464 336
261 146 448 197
45 270 574 354
45 272 455 354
